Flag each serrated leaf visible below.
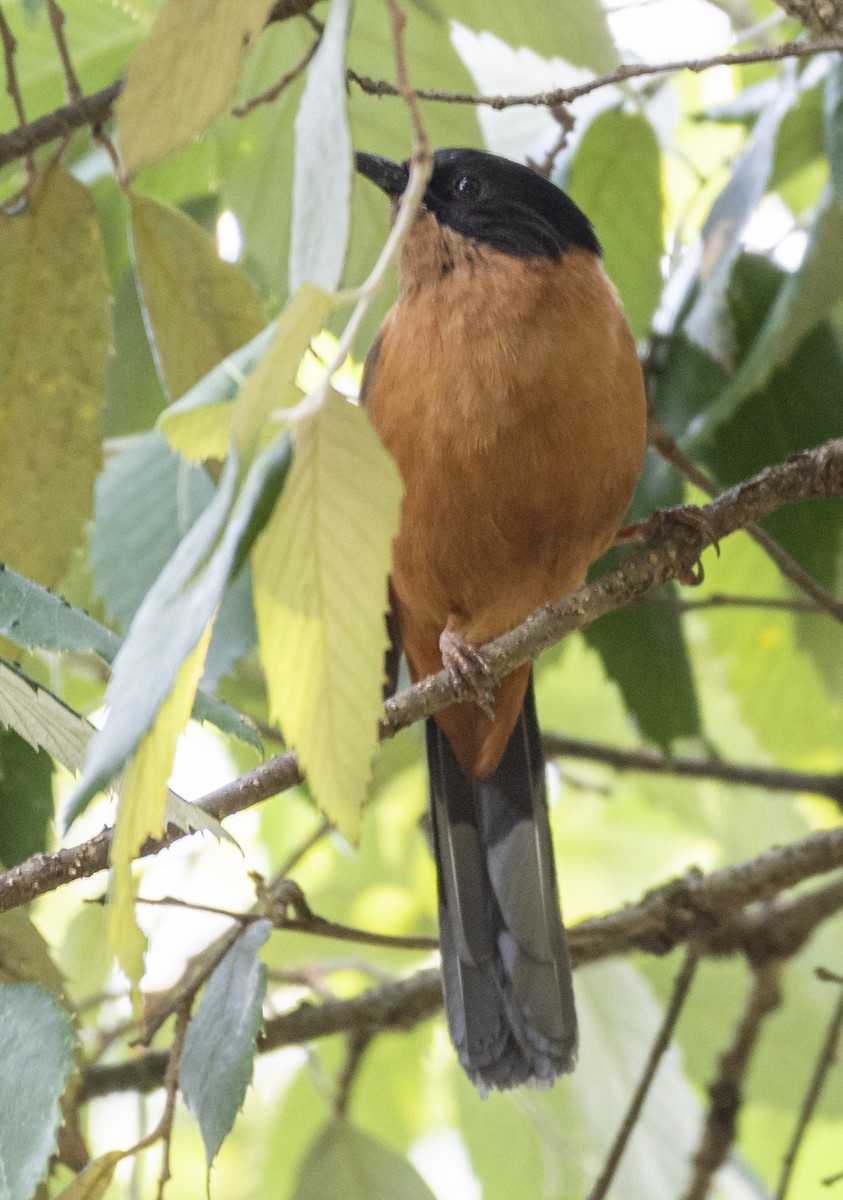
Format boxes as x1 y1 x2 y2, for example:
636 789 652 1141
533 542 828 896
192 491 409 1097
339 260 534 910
0 730 53 867
290 0 353 293
692 187 843 437
0 165 109 587
52 1152 125 1200
567 110 663 341
0 659 93 773
108 626 213 1001
293 1121 436 1200
682 74 797 361
70 435 290 817
91 433 259 692
0 560 260 754
129 192 264 400
116 0 277 175
0 983 75 1200
445 0 616 72
179 917 270 1167
252 392 402 841
164 790 240 850
156 322 276 463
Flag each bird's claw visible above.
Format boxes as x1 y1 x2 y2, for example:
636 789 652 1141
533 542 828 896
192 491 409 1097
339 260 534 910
439 627 495 718
617 503 718 586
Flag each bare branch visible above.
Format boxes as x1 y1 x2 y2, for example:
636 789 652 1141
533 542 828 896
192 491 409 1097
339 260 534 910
2 437 843 917
682 961 783 1200
587 946 702 1200
541 732 843 808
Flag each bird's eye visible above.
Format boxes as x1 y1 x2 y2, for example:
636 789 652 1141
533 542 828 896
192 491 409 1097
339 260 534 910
454 174 481 200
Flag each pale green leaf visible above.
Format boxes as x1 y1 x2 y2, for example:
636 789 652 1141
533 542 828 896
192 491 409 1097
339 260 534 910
290 0 353 293
444 0 617 71
0 165 109 586
69 435 290 817
566 110 663 341
116 0 278 175
692 187 843 437
52 1152 125 1200
108 625 213 1000
180 918 271 1166
164 790 240 850
0 659 93 774
252 392 402 841
683 74 798 361
293 1121 436 1200
130 192 264 400
230 284 333 463
0 560 261 753
0 983 75 1200
0 909 64 992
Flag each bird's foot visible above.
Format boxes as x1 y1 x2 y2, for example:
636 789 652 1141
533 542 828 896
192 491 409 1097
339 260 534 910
616 504 719 585
439 627 495 718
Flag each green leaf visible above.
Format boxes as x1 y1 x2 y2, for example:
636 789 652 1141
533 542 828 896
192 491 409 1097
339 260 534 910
129 192 264 400
825 58 843 201
116 0 278 175
0 559 260 753
69 435 290 818
52 1152 125 1200
693 187 843 436
179 918 270 1167
91 433 258 690
567 110 663 340
0 730 53 867
0 658 93 774
0 983 75 1200
682 74 797 362
252 393 403 841
0 908 64 991
0 164 110 587
585 594 701 750
292 1121 436 1200
164 790 240 850
109 626 213 1000
290 0 353 293
445 0 617 72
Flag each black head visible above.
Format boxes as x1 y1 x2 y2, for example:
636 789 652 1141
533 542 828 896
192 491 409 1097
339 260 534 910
355 147 600 260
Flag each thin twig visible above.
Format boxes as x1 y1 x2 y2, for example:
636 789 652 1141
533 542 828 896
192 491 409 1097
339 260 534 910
3 436 843 916
232 32 321 117
46 1 82 103
0 3 33 181
347 35 843 111
587 946 701 1200
541 732 843 807
649 413 843 626
641 590 824 614
682 961 782 1200
775 979 843 1199
334 1028 374 1118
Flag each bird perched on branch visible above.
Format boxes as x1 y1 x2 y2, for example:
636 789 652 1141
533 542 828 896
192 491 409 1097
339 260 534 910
357 147 646 1091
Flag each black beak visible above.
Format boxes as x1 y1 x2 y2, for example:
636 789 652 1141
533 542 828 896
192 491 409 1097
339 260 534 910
355 152 409 199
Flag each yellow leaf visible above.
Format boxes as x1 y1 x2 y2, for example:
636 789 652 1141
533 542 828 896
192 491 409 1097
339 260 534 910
108 624 213 1002
158 397 235 463
117 0 278 175
252 393 402 841
130 192 264 400
231 284 333 464
0 165 110 586
53 1151 125 1200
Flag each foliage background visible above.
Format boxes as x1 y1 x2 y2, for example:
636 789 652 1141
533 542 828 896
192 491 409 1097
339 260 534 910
2 0 843 1197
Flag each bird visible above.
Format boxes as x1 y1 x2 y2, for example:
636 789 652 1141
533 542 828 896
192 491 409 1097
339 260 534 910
357 147 647 1091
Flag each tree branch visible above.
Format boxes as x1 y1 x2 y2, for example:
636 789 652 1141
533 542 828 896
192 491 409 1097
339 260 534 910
541 732 843 808
2 437 843 916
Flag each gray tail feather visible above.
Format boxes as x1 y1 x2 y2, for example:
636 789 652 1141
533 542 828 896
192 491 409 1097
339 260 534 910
426 673 578 1092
